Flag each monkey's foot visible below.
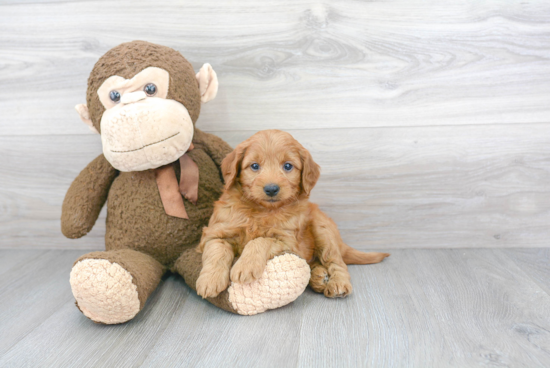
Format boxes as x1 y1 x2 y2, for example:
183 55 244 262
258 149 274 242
228 253 310 316
70 259 140 324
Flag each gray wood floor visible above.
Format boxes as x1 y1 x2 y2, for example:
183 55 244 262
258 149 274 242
1 248 549 368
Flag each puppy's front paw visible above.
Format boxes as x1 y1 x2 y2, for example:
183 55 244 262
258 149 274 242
230 258 266 284
196 269 230 298
324 277 352 298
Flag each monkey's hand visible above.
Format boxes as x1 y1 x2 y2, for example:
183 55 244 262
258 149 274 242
61 154 118 239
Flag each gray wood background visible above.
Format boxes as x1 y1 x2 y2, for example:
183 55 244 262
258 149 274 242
1 0 550 250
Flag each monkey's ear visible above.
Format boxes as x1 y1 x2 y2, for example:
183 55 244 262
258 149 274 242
75 104 99 134
195 63 218 103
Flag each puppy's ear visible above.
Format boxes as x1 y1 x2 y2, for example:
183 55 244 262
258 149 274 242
300 146 321 196
221 142 247 190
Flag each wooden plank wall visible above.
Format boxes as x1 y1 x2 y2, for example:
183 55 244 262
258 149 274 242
1 0 549 249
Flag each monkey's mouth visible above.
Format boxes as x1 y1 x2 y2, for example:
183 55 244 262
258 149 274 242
110 132 180 153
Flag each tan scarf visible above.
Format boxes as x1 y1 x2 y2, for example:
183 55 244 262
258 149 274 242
154 144 199 219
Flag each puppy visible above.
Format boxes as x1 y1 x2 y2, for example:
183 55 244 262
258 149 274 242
196 130 389 299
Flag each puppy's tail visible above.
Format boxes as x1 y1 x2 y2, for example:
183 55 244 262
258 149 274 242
341 244 390 265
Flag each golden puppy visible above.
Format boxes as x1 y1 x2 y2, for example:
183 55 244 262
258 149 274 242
196 130 389 299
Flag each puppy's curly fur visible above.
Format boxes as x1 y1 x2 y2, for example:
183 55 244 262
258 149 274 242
196 130 389 299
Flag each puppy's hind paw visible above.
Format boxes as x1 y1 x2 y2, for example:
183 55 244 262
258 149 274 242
309 264 330 293
324 278 352 298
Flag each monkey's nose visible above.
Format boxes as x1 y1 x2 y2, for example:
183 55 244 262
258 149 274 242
263 184 280 197
121 91 147 105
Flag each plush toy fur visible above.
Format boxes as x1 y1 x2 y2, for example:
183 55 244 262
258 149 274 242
62 41 309 324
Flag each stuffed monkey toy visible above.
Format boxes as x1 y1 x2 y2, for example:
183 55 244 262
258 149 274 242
62 41 310 324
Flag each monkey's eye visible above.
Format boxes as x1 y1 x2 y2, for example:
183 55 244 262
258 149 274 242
109 90 121 103
283 162 293 172
250 163 260 171
144 83 157 96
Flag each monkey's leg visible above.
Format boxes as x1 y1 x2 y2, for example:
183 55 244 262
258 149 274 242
174 247 311 316
70 249 165 324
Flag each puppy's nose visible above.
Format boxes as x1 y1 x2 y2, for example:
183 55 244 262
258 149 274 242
263 184 280 197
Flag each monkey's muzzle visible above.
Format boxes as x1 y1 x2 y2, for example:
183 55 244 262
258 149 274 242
100 98 194 172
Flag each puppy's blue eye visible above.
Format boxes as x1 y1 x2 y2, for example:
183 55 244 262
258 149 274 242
283 162 293 172
109 90 121 103
250 163 260 171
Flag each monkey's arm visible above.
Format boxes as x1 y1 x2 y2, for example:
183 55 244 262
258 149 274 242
61 154 118 239
192 128 233 170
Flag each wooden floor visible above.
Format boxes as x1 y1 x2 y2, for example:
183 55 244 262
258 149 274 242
0 248 549 368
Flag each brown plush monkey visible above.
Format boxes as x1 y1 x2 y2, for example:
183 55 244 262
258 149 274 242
62 41 309 324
